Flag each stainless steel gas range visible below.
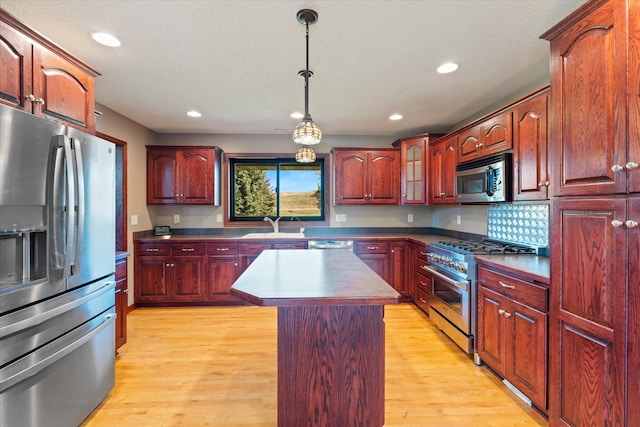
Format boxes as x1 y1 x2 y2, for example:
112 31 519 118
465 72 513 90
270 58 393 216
423 239 537 364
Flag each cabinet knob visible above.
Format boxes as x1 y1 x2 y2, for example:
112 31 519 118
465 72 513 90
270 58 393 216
626 220 639 228
124 289 129 293
175 194 180 197
165 263 171 267
25 94 36 102
611 164 624 172
503 311 512 318
626 161 639 170
498 309 505 315
35 98 45 105
611 220 624 228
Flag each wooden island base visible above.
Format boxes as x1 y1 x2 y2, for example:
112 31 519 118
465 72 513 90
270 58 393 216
278 305 384 426
230 249 399 427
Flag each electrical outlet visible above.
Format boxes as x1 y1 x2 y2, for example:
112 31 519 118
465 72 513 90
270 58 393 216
173 214 180 224
336 214 347 222
216 214 223 223
408 214 413 223
131 214 138 225
456 215 461 225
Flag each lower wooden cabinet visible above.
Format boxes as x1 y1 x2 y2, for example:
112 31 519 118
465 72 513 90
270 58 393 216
134 239 307 305
477 263 548 411
115 256 128 350
355 241 391 283
413 247 432 315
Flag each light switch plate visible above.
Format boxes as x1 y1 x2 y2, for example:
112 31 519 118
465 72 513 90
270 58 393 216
336 214 347 222
408 214 413 222
216 214 223 223
173 214 180 224
131 214 138 225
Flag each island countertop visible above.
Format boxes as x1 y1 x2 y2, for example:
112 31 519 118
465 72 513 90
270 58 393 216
230 249 401 307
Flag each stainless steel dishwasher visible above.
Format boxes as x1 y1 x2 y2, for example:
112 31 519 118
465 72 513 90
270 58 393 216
307 240 354 251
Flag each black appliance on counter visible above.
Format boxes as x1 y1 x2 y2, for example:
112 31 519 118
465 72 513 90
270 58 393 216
0 104 116 427
423 239 537 365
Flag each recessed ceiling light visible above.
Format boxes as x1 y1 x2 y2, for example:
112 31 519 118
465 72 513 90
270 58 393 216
437 62 459 74
290 112 304 119
187 110 202 118
389 114 403 121
91 32 121 47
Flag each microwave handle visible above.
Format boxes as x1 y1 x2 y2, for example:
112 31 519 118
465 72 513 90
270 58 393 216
486 167 496 196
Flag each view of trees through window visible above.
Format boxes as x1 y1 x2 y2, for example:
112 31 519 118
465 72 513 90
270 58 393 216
232 159 323 220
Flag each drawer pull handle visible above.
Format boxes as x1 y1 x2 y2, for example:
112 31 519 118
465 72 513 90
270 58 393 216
419 297 427 303
499 281 515 289
181 248 195 252
419 280 428 288
146 248 159 252
419 251 427 256
366 246 378 250
216 247 230 251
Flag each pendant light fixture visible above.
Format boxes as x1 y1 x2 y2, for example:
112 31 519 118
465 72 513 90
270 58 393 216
293 9 321 163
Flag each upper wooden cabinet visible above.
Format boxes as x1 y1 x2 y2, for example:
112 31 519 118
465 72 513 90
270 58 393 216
333 148 400 205
395 134 443 205
458 111 513 164
429 136 457 204
147 146 222 205
543 0 639 196
0 10 99 133
512 89 549 201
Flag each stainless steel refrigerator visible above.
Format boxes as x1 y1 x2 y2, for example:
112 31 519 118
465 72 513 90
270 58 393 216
0 103 116 426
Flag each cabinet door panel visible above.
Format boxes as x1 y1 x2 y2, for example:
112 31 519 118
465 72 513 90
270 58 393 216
369 151 399 203
334 152 367 203
513 94 548 201
477 286 506 374
555 199 625 328
628 197 640 427
172 256 205 299
442 138 457 202
147 150 179 204
137 257 169 299
182 149 214 204
0 21 31 111
356 253 389 283
509 301 547 409
33 47 95 132
629 3 640 194
551 198 626 426
401 139 426 204
207 256 239 295
481 112 512 154
458 124 481 162
549 1 626 196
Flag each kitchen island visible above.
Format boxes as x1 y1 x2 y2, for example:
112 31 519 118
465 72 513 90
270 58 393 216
230 249 400 427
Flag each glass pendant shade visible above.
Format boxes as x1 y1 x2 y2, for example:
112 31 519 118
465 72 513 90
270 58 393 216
295 146 316 163
293 119 322 145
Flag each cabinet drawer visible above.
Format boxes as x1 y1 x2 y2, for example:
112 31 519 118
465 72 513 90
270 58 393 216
415 287 430 314
172 243 206 256
207 242 239 255
115 260 127 279
415 271 431 294
477 266 547 311
355 241 390 254
137 244 171 256
415 247 429 261
416 258 430 276
240 242 272 256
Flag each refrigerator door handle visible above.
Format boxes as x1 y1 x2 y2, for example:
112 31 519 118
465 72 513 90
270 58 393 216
70 138 84 277
61 136 77 279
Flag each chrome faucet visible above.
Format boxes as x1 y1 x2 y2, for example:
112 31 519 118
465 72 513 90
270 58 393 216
263 216 281 233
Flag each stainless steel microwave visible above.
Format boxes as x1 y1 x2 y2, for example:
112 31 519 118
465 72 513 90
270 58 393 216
455 153 512 204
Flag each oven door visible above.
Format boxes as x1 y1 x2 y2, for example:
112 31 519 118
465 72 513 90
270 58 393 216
424 265 471 334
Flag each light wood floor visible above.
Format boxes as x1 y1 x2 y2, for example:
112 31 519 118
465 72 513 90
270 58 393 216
82 303 548 427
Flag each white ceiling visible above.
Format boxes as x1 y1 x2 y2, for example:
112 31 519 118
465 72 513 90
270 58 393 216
0 0 586 137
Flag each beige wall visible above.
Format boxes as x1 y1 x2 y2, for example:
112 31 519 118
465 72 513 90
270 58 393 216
95 105 489 304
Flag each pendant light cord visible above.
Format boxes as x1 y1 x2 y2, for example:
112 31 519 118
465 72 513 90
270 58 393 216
304 21 310 121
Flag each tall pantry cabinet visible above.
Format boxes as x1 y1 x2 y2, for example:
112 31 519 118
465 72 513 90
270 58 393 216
541 1 639 425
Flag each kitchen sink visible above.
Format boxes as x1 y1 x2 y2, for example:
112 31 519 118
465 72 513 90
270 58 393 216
241 232 306 239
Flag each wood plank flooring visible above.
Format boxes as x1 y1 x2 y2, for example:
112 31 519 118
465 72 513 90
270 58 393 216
82 303 547 427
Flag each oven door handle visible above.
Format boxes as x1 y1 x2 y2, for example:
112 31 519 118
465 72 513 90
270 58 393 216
423 265 468 292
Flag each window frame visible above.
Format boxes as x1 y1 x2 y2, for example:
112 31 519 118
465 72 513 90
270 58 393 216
224 153 330 227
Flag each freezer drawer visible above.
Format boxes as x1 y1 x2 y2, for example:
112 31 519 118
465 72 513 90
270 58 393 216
0 306 116 427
